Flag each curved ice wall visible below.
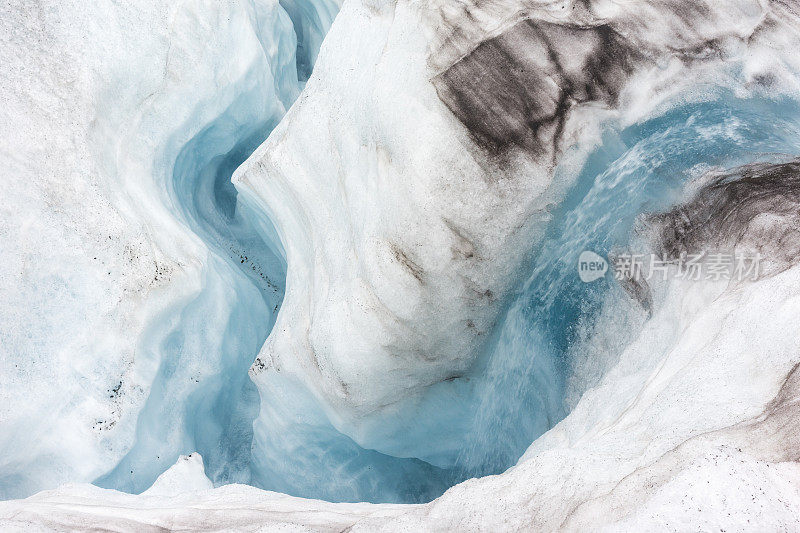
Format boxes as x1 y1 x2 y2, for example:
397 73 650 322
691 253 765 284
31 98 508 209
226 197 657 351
236 94 800 503
0 0 333 501
93 0 339 494
234 0 800 504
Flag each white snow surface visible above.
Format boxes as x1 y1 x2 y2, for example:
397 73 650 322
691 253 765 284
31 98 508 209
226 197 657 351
3 0 800 530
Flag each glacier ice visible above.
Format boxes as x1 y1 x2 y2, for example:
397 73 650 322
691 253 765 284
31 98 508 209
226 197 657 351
3 0 800 529
232 0 800 503
87 0 343 496
0 0 336 499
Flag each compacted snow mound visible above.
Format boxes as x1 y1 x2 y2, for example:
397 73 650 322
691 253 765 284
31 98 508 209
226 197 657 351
141 454 213 497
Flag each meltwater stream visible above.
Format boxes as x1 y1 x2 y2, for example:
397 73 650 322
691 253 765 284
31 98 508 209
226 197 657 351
93 0 800 503
370 93 800 486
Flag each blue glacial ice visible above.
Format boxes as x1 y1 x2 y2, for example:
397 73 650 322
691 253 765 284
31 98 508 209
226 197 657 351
4 0 800 513
93 0 336 494
5 0 800 529
97 50 800 505
251 93 800 502
260 93 800 500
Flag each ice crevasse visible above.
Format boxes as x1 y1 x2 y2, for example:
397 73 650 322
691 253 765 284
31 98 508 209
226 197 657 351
3 0 800 530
